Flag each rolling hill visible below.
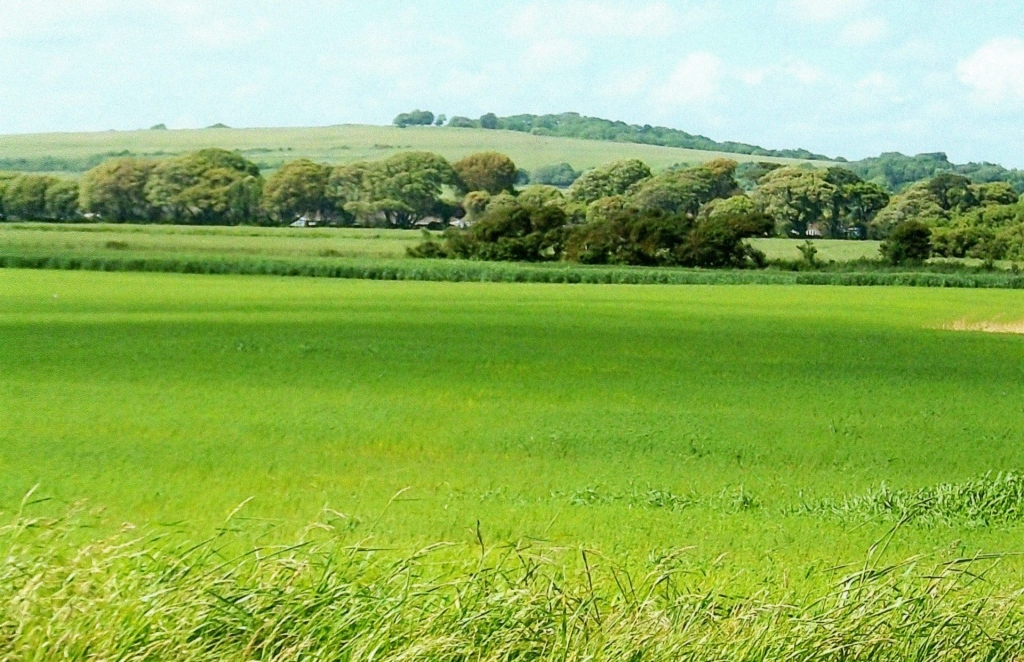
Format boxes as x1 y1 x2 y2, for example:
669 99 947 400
0 124 826 176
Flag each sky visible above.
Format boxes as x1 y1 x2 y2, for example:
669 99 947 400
1 1 1023 166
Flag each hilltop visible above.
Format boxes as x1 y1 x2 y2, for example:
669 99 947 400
0 124 824 177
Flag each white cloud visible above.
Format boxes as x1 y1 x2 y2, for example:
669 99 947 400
510 1 680 39
957 38 1024 105
842 18 888 45
778 0 866 23
523 39 590 70
651 53 723 106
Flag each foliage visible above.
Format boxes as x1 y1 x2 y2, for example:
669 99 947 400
754 167 837 237
453 152 519 195
735 161 782 190
476 111 833 159
480 113 499 130
569 158 652 204
516 185 565 210
261 158 336 224
44 179 81 221
625 158 740 217
532 162 581 187
79 158 158 222
145 149 263 225
847 151 1024 193
1 174 58 220
446 116 478 128
462 190 491 221
330 152 458 228
881 220 932 265
393 109 436 128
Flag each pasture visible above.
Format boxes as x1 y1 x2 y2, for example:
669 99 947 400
0 222 880 265
4 269 1024 569
0 124 821 175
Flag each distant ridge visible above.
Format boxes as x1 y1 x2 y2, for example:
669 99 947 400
444 112 835 161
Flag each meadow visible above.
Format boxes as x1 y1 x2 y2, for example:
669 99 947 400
0 124 820 176
1 222 879 263
5 269 1024 657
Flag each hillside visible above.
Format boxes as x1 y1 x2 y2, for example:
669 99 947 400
446 112 833 160
0 124 824 176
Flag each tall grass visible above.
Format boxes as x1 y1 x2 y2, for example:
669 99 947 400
805 472 1024 527
5 250 1024 289
3 508 1024 661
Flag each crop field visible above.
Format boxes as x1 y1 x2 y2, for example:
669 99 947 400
0 124 821 175
5 269 1024 657
5 270 1024 558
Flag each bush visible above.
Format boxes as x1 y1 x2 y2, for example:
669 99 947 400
533 163 581 188
881 221 932 265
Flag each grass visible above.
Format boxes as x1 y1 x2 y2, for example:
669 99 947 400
5 269 1024 655
750 238 882 262
5 271 1024 556
0 124 823 175
4 510 1024 661
3 223 1024 290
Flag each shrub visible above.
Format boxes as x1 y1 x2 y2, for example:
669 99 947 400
881 221 932 265
533 163 581 188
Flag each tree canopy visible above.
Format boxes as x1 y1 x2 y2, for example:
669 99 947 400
80 158 158 222
393 110 436 128
261 159 334 223
453 152 519 195
145 149 263 225
569 159 652 205
331 152 458 228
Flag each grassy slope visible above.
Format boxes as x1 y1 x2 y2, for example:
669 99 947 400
0 125 822 174
3 269 1024 584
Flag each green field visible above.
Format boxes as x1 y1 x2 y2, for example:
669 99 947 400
4 269 1024 562
5 268 1024 656
0 124 822 175
0 222 880 264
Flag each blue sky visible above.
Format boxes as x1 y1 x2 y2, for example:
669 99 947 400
1 1 1023 165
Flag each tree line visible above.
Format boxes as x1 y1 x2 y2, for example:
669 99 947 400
2 146 1021 267
396 111 832 160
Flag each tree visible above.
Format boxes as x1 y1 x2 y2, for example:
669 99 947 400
145 149 263 225
480 113 499 130
393 110 435 128
517 185 565 210
330 152 458 228
80 158 157 222
753 167 837 237
453 152 519 195
533 163 581 188
2 175 56 219
569 159 652 204
977 182 1020 207
626 159 739 218
462 191 491 221
0 174 15 219
447 116 477 128
927 173 975 211
261 159 334 224
434 114 447 127
841 181 890 237
44 180 81 221
881 221 932 265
